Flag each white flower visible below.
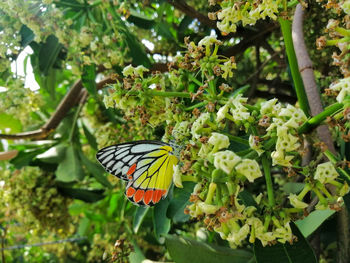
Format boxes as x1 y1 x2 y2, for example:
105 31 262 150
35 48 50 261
214 150 241 175
191 113 211 139
208 133 230 151
197 201 220 214
249 135 264 156
278 105 307 128
329 77 350 103
229 95 250 121
235 159 262 183
342 0 350 14
275 126 300 152
198 35 220 48
122 65 134 77
226 224 250 246
260 98 278 116
134 65 149 78
217 104 229 122
172 164 183 188
288 194 308 209
271 150 294 167
314 162 339 184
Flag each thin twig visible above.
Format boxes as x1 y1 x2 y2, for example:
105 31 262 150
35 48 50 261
1 237 86 251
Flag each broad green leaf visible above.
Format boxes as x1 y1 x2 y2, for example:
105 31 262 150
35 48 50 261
82 64 97 96
78 217 90 236
82 122 98 150
155 22 176 41
108 192 123 217
19 25 35 47
283 182 305 194
78 150 112 188
295 209 335 237
254 222 317 263
128 9 155 29
167 182 194 223
0 113 22 133
10 149 45 169
56 145 84 182
58 187 104 203
133 206 149 234
153 198 171 242
165 235 253 263
129 240 146 263
36 144 67 163
39 35 63 75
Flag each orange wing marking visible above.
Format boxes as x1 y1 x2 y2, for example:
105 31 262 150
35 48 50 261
134 189 145 203
144 190 154 205
127 163 137 180
126 187 136 198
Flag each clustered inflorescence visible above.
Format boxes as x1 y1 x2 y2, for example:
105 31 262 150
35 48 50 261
103 29 350 247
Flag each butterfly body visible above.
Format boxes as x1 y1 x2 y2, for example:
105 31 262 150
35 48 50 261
96 140 178 206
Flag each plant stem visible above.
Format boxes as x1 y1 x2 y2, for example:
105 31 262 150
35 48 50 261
279 18 309 116
262 154 276 208
298 103 343 134
184 101 208 111
68 101 84 142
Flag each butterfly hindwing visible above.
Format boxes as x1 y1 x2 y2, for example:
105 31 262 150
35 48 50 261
125 145 178 206
96 141 179 206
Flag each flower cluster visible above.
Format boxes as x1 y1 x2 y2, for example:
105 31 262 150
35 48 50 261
211 0 281 34
0 167 73 234
103 65 171 127
172 35 236 80
315 1 350 77
0 79 43 127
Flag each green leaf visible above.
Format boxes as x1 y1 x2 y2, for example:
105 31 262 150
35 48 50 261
295 209 335 238
78 217 90 236
133 206 149 234
56 145 85 182
127 9 155 29
283 182 305 194
165 235 253 263
167 182 194 223
129 240 146 263
82 122 98 150
153 198 171 242
0 113 22 133
155 22 176 41
108 192 123 217
82 64 97 96
19 25 35 47
10 149 44 169
58 187 105 202
254 223 317 263
36 144 67 163
39 35 63 75
78 150 112 188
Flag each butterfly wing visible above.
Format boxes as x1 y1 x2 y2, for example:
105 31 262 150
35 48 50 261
125 144 178 206
96 141 178 206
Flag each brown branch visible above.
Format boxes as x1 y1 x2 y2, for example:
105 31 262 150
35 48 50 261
0 150 19 160
167 0 216 28
222 23 279 57
292 4 335 154
0 62 167 141
292 4 348 263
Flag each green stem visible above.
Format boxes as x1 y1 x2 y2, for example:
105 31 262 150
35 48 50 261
68 102 84 142
188 74 202 86
184 101 208 111
298 103 343 134
262 154 276 207
335 27 350 37
181 175 198 182
221 133 249 145
279 18 310 116
146 90 191 98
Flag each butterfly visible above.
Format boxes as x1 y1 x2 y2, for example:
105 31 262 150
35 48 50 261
96 140 179 206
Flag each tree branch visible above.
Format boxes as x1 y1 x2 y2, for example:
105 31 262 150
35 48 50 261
292 4 348 262
167 0 216 28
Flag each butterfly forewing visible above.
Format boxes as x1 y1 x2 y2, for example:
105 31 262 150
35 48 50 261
96 141 178 206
